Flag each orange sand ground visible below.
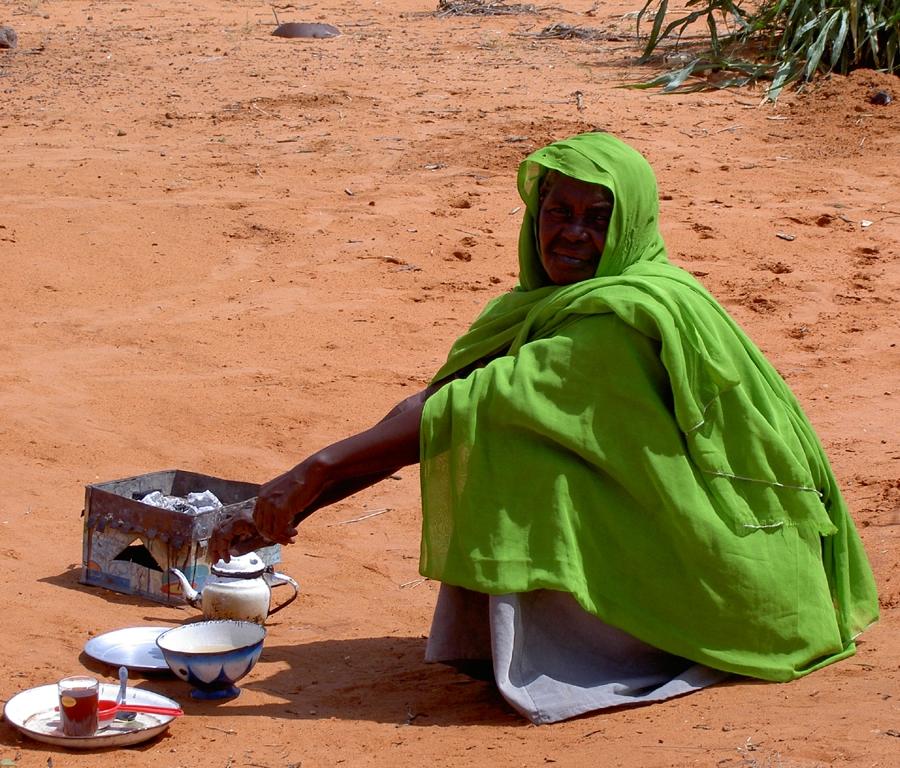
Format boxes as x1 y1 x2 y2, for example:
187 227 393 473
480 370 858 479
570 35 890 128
0 1 897 766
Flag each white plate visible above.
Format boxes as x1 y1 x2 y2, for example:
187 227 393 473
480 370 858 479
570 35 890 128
84 627 173 672
3 683 179 749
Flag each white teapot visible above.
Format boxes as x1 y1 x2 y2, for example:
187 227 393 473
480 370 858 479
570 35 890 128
169 552 298 624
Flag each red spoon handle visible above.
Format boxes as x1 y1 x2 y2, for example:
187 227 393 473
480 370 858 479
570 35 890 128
116 703 184 716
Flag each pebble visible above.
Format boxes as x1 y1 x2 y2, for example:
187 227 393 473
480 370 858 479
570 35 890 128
272 22 340 39
0 26 17 49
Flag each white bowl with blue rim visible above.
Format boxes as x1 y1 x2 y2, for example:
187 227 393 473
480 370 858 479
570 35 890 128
156 620 265 700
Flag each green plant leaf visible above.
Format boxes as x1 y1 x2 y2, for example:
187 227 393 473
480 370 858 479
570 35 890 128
630 0 899 96
831 10 850 69
640 0 670 62
662 59 701 91
849 0 860 52
766 59 796 101
707 12 720 55
863 8 880 61
805 11 841 79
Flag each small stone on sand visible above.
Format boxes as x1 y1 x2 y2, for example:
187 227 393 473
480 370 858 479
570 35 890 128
272 22 341 39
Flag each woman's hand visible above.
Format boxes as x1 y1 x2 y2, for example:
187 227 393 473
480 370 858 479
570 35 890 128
208 502 270 564
253 459 326 545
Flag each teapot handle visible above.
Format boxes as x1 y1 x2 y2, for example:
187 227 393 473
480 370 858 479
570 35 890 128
265 570 300 616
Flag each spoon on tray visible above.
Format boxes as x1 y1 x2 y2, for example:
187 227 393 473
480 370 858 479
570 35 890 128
114 665 136 722
105 665 183 718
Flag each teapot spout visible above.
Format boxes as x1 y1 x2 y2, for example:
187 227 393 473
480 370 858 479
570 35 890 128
168 567 202 607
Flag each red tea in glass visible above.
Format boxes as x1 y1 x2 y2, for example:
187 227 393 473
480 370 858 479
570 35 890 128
57 676 99 736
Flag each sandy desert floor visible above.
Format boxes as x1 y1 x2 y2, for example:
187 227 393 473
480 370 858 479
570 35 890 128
0 0 898 766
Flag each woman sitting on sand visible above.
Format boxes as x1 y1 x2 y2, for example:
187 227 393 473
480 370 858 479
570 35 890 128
210 132 878 724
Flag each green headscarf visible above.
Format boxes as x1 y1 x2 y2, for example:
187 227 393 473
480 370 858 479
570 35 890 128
429 133 669 381
419 132 878 681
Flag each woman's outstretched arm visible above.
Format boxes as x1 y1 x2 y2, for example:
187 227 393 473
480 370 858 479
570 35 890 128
254 387 432 543
208 384 438 562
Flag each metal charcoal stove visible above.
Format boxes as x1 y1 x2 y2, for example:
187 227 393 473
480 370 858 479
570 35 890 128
80 469 279 604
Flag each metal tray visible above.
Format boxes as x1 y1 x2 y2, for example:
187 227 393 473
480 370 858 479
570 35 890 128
84 626 174 672
3 683 179 749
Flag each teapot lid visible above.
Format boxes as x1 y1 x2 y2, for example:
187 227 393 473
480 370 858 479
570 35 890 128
211 552 267 578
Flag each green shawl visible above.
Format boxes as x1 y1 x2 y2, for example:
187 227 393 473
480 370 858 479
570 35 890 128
418 132 878 681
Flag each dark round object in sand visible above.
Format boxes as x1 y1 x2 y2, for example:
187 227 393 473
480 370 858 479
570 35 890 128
272 22 341 39
869 90 892 106
0 26 18 49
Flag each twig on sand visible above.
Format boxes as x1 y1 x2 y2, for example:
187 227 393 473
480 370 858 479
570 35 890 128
362 563 392 579
206 725 237 735
331 507 391 525
251 103 280 120
400 577 428 589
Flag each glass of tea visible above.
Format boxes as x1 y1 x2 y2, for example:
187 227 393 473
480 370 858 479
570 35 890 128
57 675 99 736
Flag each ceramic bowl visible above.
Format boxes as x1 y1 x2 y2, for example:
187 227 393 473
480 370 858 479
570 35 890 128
156 620 266 700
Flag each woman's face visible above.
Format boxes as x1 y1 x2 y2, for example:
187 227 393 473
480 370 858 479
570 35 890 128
537 174 613 285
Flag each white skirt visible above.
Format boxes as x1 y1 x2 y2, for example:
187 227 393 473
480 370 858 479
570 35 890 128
425 584 730 724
